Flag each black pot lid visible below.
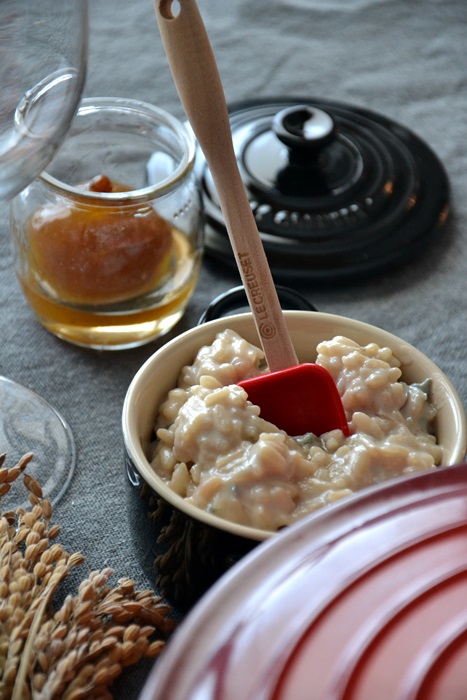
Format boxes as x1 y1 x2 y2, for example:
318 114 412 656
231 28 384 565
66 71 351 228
195 96 450 283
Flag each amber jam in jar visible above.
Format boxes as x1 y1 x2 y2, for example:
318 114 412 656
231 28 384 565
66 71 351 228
10 98 204 350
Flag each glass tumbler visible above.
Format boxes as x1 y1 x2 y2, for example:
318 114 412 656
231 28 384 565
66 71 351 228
10 97 204 350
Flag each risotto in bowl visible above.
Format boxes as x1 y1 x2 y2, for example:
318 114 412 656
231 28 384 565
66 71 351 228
122 311 467 608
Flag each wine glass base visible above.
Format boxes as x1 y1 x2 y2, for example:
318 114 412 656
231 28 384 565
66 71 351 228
0 376 76 511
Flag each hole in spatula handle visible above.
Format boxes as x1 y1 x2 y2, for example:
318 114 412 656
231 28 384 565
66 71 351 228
158 0 180 20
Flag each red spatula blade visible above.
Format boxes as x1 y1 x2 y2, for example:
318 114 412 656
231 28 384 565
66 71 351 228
239 363 349 437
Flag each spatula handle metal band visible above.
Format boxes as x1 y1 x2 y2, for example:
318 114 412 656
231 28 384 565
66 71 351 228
155 0 299 372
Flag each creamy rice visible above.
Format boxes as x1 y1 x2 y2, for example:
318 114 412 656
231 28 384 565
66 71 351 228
151 330 441 532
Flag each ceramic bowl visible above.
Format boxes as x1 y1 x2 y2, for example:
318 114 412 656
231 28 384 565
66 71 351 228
122 311 467 609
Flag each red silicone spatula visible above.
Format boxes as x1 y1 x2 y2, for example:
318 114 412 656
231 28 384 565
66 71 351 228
155 0 349 437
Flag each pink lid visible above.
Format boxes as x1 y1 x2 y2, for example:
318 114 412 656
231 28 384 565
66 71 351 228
140 463 467 700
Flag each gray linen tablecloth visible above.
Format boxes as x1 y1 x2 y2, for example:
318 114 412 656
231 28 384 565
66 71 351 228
1 0 466 697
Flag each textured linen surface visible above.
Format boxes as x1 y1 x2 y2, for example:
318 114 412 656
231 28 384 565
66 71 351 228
1 0 466 697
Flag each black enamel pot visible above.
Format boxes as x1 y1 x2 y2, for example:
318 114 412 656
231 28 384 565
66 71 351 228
122 294 466 610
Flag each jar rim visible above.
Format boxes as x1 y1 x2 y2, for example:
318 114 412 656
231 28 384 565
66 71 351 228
40 96 196 203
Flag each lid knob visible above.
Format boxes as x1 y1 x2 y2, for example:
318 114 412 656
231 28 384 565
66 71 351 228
272 105 336 160
269 105 338 196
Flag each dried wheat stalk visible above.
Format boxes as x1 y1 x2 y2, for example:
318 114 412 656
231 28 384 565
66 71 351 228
0 452 174 700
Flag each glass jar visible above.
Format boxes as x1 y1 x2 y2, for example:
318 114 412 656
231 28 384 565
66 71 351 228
10 97 204 350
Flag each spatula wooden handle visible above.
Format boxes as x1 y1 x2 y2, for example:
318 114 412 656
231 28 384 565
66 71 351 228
155 0 298 372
